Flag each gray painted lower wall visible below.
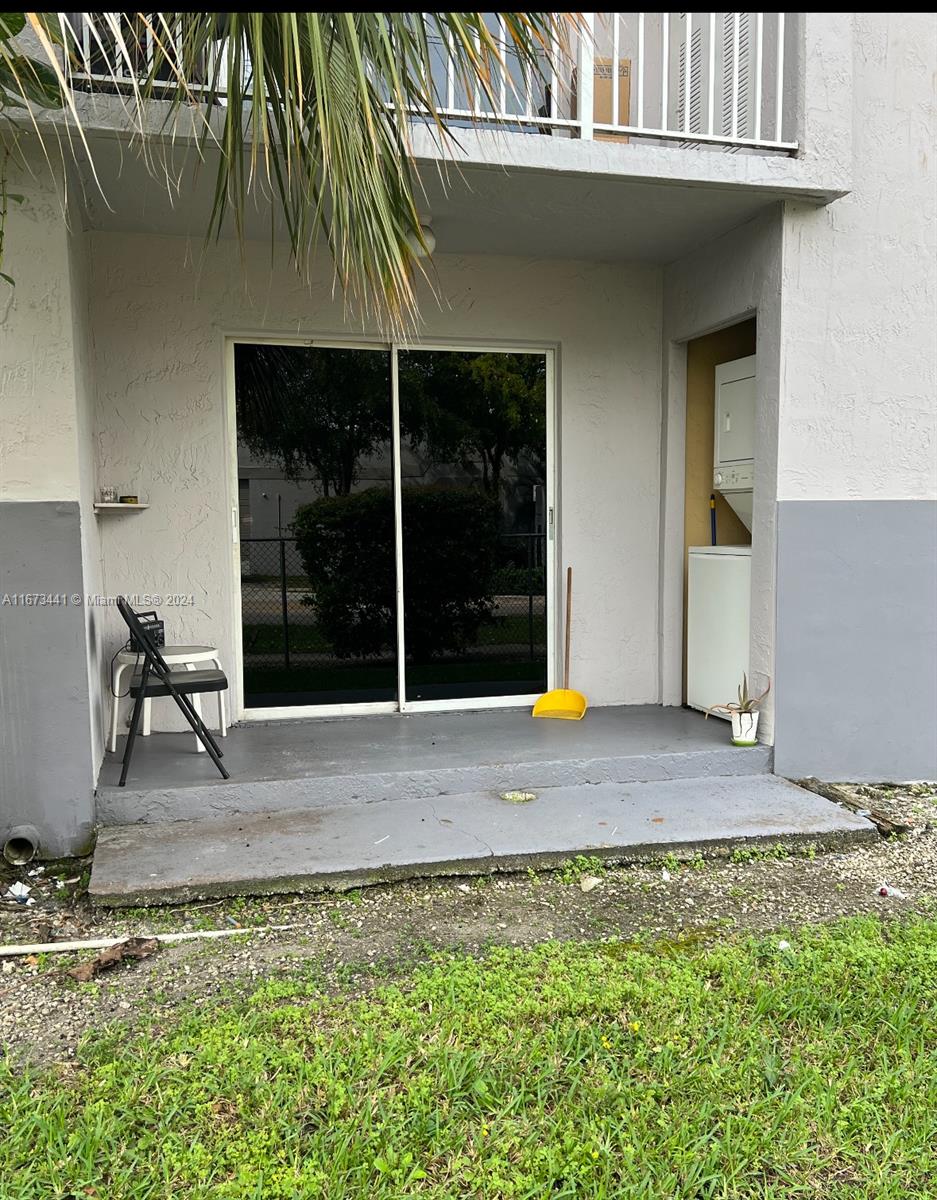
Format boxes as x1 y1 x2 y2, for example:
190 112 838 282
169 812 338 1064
0 501 96 857
774 500 937 782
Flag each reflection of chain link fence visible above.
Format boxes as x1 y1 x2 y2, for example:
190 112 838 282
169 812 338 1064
241 538 318 673
484 533 547 664
240 533 547 703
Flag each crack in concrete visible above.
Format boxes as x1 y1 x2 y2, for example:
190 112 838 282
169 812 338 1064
428 801 495 858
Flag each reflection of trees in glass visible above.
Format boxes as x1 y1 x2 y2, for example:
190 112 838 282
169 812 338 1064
235 344 391 497
293 487 499 659
235 345 546 504
401 352 546 495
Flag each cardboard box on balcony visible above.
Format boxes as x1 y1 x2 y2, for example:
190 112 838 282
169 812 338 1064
572 57 631 142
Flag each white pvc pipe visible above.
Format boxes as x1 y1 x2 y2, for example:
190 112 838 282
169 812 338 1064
0 924 295 958
3 825 40 865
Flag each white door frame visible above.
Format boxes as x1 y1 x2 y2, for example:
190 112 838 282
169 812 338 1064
224 335 557 721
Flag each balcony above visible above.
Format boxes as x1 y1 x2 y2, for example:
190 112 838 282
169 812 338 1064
53 12 848 227
64 13 797 153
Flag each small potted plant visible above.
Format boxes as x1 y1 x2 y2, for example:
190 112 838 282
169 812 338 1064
707 674 770 746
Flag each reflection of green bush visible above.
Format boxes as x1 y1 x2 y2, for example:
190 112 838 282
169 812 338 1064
293 487 500 660
491 565 545 595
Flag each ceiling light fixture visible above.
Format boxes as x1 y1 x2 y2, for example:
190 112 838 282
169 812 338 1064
405 221 436 259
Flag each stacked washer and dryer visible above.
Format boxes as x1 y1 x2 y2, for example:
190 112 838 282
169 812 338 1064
687 355 755 716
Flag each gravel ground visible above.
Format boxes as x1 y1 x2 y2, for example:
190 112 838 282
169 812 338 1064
2 781 935 1065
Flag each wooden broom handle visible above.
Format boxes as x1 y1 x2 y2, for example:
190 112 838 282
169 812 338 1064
564 566 572 690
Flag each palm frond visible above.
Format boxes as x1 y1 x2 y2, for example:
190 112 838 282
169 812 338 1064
5 12 576 330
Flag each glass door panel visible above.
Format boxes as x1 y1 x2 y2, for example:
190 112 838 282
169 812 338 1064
397 349 549 702
234 343 396 708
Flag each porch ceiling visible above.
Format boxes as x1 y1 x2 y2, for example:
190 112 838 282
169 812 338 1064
75 134 779 265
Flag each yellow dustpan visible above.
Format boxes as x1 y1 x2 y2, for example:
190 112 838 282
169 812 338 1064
533 566 588 720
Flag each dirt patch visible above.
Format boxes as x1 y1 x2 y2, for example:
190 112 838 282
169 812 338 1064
2 782 935 1065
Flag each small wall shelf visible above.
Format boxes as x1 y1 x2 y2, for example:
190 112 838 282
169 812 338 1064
93 503 150 514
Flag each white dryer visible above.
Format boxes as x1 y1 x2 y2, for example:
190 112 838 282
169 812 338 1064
714 355 755 531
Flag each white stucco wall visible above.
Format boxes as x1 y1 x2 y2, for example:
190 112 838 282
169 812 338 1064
661 209 784 739
0 152 82 502
0 155 104 764
88 235 663 721
778 11 937 501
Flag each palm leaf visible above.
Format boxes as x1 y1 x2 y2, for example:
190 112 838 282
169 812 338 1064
6 12 575 330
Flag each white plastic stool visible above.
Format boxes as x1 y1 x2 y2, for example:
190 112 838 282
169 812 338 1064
109 644 226 754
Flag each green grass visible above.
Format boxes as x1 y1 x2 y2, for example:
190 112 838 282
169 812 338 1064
2 918 935 1198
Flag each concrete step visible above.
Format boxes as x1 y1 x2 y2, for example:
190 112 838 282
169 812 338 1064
90 775 875 907
96 706 773 826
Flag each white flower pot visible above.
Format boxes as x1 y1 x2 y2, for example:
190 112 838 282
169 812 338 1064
731 710 760 746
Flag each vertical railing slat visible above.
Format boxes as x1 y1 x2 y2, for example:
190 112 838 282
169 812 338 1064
578 13 595 139
82 14 92 72
775 11 786 142
683 12 693 134
707 11 715 135
637 12 645 128
754 11 764 143
661 12 670 132
498 14 507 116
472 25 481 113
731 11 741 140
549 25 560 121
446 28 455 110
612 14 620 129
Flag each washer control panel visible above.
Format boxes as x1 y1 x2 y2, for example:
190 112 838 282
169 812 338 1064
713 462 754 491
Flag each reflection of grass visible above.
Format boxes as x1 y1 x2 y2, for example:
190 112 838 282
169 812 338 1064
241 574 307 587
244 658 546 698
242 614 547 654
243 623 331 653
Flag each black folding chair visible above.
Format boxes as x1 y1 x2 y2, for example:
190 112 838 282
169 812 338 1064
115 596 230 786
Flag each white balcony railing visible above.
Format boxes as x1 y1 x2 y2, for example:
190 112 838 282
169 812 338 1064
61 13 798 155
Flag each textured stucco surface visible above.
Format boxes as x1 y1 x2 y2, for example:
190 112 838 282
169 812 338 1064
778 12 937 501
0 153 82 503
774 500 937 781
88 236 663 722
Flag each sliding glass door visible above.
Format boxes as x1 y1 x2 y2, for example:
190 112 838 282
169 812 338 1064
234 343 396 708
397 349 549 702
232 341 551 715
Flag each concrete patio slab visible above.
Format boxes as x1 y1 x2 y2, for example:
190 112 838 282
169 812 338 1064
90 774 875 906
96 705 772 825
